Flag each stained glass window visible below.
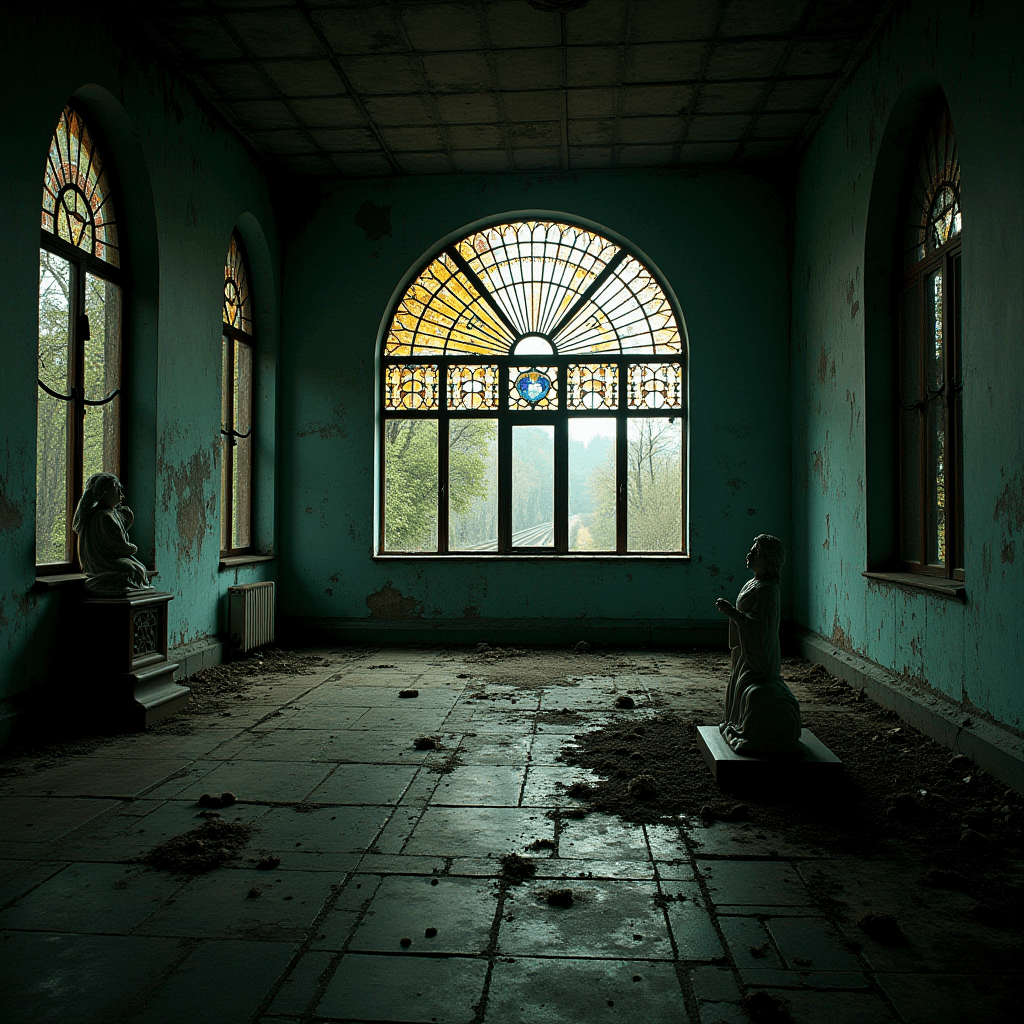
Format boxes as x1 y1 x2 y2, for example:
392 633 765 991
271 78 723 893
42 106 119 266
37 106 123 571
221 232 255 555
379 218 687 555
897 101 963 581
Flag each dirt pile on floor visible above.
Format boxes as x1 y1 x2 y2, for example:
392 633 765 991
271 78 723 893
142 818 253 873
563 663 1023 877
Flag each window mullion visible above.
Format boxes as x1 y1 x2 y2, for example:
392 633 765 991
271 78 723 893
615 383 627 554
554 363 568 552
69 256 86 568
917 266 928 570
437 365 450 554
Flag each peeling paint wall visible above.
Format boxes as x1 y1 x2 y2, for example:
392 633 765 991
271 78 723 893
279 170 793 632
791 0 1024 729
0 4 281 722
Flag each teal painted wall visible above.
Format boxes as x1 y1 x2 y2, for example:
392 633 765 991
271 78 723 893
790 0 1024 730
279 169 793 631
0 4 280 724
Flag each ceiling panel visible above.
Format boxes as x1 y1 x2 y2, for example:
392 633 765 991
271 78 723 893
142 0 896 178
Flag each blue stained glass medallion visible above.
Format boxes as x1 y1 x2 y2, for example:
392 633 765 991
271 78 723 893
515 368 551 404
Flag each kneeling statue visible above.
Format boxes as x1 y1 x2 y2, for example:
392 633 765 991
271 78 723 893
714 534 801 756
73 473 151 594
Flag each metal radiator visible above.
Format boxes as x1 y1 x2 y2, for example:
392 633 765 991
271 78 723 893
228 581 275 654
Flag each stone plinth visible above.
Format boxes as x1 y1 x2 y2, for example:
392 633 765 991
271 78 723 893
696 725 843 786
80 590 188 729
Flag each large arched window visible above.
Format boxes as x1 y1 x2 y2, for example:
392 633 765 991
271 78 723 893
221 233 255 555
898 103 963 579
379 219 687 555
37 105 122 569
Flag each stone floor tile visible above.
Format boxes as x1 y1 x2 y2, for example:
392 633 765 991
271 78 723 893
698 1003 748 1024
485 957 691 1023
316 952 488 1022
171 761 335 803
520 765 601 806
457 733 533 765
689 965 742 1002
129 938 297 1024
136 868 334 940
309 907 360 950
253 805 391 854
686 824 818 859
757 988 898 1023
357 852 446 875
559 813 651 860
265 950 334 1016
534 857 655 880
212 728 350 761
765 916 861 971
402 806 553 858
0 859 67 907
655 861 696 880
0 796 118 843
0 931 182 1024
527 733 576 764
646 823 688 860
663 883 725 962
718 915 784 969
0 757 189 799
0 862 180 934
739 968 870 989
349 875 498 954
498 879 672 959
352 707 452 732
306 763 419 804
316 730 438 765
433 765 527 806
875 972 1017 1024
699 860 813 907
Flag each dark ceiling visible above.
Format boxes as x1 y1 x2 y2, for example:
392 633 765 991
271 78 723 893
143 0 895 178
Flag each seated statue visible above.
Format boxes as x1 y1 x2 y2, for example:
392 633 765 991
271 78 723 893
72 473 151 594
714 534 802 757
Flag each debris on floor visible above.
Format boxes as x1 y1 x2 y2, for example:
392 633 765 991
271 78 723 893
615 695 635 709
627 775 658 799
255 855 281 870
399 936 412 948
424 927 438 937
544 887 574 908
742 990 793 1023
413 735 440 750
500 852 538 884
142 819 253 874
525 838 556 851
856 911 904 944
574 640 591 653
398 689 419 698
197 791 237 808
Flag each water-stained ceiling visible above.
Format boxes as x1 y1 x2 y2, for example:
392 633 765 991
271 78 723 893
143 0 895 178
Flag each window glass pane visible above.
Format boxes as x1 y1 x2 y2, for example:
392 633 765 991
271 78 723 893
384 419 438 551
627 362 683 409
36 250 73 564
569 418 615 551
82 274 121 485
221 336 231 552
233 339 253 551
449 419 498 551
899 281 923 563
509 366 558 409
627 417 682 552
385 364 439 410
512 424 554 547
925 270 945 565
568 364 618 410
448 364 499 410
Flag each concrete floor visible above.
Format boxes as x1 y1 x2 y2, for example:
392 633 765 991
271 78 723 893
0 647 1016 1023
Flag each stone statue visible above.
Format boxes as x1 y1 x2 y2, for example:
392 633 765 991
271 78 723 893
714 534 802 756
73 473 151 594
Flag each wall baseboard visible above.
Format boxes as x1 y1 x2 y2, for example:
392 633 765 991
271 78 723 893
281 616 728 648
169 636 226 680
795 626 1024 794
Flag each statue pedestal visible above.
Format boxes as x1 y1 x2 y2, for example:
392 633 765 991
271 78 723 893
697 726 842 786
80 590 189 729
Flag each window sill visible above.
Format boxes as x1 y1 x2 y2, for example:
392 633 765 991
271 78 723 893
34 568 159 590
374 554 691 563
219 553 276 570
862 571 966 602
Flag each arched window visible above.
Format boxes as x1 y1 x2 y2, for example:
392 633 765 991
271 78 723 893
898 103 963 579
379 218 687 555
37 105 122 569
221 233 255 555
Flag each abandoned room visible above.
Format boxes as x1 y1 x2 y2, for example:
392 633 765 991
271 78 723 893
0 0 1022 1021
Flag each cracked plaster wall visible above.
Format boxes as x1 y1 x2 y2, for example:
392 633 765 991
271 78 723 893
0 2 280 717
790 0 1024 730
279 169 793 631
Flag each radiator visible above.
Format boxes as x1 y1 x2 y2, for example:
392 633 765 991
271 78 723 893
228 581 275 654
